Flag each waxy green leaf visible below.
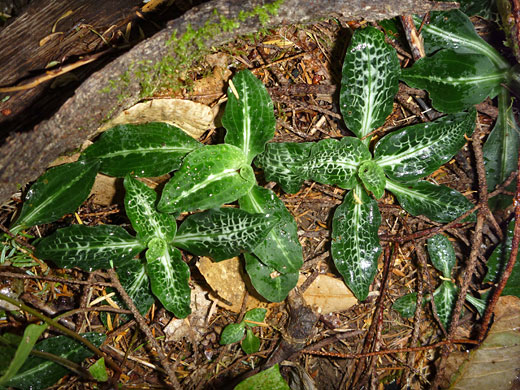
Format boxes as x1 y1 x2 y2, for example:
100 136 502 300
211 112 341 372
220 323 245 345
4 333 105 390
331 185 382 301
484 219 520 297
357 160 386 199
340 26 400 141
89 358 108 382
483 89 519 209
174 208 279 261
234 364 290 390
392 292 418 318
239 186 303 274
433 281 458 329
308 137 371 189
241 328 260 355
146 242 191 318
158 144 255 213
80 122 201 177
386 179 474 223
222 70 276 164
12 161 99 231
115 259 154 316
374 110 476 182
244 253 299 302
243 308 267 324
428 234 456 278
124 176 177 245
413 10 508 69
255 142 313 193
401 50 506 113
0 324 47 386
35 225 144 271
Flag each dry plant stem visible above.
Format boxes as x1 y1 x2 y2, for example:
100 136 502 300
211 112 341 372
107 268 180 390
302 338 479 359
0 291 122 375
489 170 518 198
400 15 426 60
0 271 115 287
477 158 520 342
430 131 491 388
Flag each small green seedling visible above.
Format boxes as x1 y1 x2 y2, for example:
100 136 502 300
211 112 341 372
393 234 486 329
220 308 267 354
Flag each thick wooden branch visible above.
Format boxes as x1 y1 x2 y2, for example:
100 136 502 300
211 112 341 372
0 0 457 205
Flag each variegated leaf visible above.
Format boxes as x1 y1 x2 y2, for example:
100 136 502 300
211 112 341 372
254 142 313 194
146 240 191 318
239 185 303 274
433 281 458 329
222 70 276 164
80 122 201 177
12 161 99 231
392 292 418 318
115 259 154 316
484 88 519 209
413 10 509 69
308 137 371 189
243 308 267 324
331 185 382 301
174 208 279 261
427 234 456 278
220 323 245 345
244 253 299 302
158 144 255 213
35 225 144 271
340 26 400 141
357 160 386 199
386 179 474 223
374 110 475 182
401 50 506 113
124 176 177 245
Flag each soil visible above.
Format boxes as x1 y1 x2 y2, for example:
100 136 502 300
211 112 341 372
0 2 518 390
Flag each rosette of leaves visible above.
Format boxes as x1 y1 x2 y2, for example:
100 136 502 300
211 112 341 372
400 10 519 207
35 175 279 318
393 234 486 328
255 26 475 300
219 308 267 354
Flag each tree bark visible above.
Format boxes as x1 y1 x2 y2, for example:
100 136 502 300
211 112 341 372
0 0 457 205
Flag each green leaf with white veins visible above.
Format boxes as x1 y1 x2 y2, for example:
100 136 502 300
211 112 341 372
340 26 400 142
222 70 276 164
174 208 279 261
401 50 507 113
433 281 458 329
12 161 99 231
386 179 474 223
35 225 144 271
158 144 255 213
115 259 154 316
80 122 201 177
374 110 475 182
357 160 386 199
255 142 313 194
308 137 371 189
427 234 456 278
412 10 509 69
146 239 191 318
244 253 299 302
124 176 176 245
484 89 519 209
239 185 303 274
331 185 382 301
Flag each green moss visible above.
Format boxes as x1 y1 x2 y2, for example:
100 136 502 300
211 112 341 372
103 0 284 98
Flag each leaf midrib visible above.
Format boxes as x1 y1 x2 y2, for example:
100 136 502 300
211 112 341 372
169 168 240 203
98 146 195 159
404 70 507 85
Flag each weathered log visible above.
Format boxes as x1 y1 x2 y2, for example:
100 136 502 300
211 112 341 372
0 0 457 205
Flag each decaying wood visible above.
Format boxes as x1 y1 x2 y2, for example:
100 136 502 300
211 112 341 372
0 0 458 205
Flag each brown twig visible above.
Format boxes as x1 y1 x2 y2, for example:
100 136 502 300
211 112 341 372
107 268 180 390
0 271 115 287
400 15 426 61
477 154 520 342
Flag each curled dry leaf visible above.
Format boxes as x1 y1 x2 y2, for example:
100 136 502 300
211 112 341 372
98 98 215 139
299 274 358 314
